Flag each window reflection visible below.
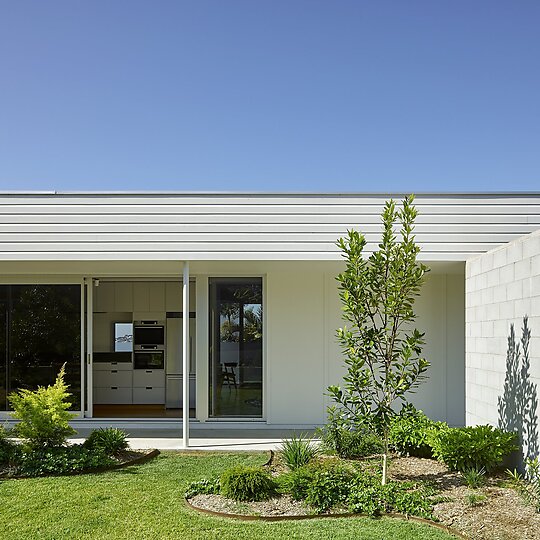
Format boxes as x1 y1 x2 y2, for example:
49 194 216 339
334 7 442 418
0 285 81 411
209 278 263 418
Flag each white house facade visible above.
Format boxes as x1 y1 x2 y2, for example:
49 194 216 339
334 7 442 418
0 192 538 449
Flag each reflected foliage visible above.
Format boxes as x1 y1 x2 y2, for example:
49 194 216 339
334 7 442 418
0 285 81 410
210 279 263 417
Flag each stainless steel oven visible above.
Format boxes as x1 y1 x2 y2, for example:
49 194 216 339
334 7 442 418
134 323 165 348
134 350 165 370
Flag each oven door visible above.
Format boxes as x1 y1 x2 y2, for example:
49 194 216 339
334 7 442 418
134 351 164 370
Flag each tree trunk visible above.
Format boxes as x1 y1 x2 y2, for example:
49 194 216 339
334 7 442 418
382 431 389 485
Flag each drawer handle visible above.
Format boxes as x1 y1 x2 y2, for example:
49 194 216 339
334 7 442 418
111 362 118 365
146 387 152 390
146 370 152 373
111 370 118 373
111 386 118 390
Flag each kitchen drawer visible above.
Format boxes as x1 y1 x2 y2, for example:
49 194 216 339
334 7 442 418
94 386 132 405
93 361 133 372
133 369 165 387
132 386 165 404
93 370 132 388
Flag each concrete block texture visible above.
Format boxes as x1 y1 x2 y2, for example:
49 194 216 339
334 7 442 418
466 229 540 465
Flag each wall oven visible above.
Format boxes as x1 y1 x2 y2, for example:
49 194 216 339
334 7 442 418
134 323 165 348
134 350 165 370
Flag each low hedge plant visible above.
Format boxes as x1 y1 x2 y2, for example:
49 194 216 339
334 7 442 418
0 426 19 465
429 424 518 472
389 405 446 458
347 474 434 518
220 466 277 502
280 460 434 517
16 445 115 477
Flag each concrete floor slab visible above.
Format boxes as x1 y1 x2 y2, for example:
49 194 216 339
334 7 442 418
69 427 318 451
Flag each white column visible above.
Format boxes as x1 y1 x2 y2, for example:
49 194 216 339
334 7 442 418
85 277 94 418
182 262 190 448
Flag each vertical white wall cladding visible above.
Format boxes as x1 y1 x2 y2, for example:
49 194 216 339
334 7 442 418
446 273 466 426
465 230 540 460
266 271 326 425
266 268 465 426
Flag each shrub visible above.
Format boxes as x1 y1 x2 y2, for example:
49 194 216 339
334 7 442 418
279 466 317 501
185 477 221 499
389 405 445 458
84 428 129 455
347 473 433 518
318 422 384 459
303 462 354 512
17 445 114 476
279 460 355 512
0 426 19 465
220 466 277 502
430 425 518 472
461 467 486 489
8 365 76 449
280 433 319 470
280 460 434 517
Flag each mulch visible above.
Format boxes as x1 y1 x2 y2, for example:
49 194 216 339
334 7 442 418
187 454 540 540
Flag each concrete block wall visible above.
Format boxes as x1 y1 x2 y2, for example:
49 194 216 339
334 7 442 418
466 229 540 461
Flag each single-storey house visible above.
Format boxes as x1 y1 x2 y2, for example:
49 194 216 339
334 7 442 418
0 192 538 452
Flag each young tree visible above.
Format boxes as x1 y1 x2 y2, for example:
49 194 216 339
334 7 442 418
327 195 430 484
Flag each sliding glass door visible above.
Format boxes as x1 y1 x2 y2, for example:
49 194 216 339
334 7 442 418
209 278 263 418
0 284 81 411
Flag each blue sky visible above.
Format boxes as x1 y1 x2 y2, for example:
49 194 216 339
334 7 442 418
0 1 539 192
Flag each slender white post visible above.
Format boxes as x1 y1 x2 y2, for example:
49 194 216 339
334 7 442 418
86 277 94 418
182 262 190 448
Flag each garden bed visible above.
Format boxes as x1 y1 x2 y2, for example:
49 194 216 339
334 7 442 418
391 457 540 540
186 454 540 540
0 447 160 479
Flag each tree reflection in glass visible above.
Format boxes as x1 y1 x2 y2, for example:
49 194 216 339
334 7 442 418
0 285 81 411
209 279 263 418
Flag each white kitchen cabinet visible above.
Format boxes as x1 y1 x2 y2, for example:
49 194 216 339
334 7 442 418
94 387 132 405
94 281 115 312
93 370 132 388
165 282 182 311
148 282 166 311
133 369 165 388
133 387 165 404
114 282 133 312
133 282 150 311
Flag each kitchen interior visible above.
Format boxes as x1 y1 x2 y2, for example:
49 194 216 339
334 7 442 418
92 279 195 418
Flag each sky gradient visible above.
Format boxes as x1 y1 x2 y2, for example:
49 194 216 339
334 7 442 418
0 1 539 192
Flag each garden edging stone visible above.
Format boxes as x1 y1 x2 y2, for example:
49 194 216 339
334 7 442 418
184 496 469 539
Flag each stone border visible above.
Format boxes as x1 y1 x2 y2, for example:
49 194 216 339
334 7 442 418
1 448 160 480
184 497 469 539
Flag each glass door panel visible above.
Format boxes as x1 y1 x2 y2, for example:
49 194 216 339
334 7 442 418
0 294 7 411
0 284 82 411
209 278 263 418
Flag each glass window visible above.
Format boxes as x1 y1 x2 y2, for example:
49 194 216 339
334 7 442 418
209 278 263 418
0 284 81 411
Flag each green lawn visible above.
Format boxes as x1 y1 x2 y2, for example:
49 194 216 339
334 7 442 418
0 452 457 540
